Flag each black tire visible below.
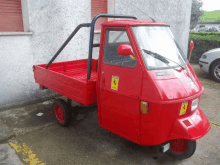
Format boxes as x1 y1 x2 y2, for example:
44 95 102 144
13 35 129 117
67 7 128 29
167 140 196 160
53 99 72 127
210 60 220 83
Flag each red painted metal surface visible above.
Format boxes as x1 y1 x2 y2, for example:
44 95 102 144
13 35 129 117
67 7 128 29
91 0 107 30
33 19 210 148
0 0 23 31
143 64 201 102
33 59 97 106
96 21 210 146
97 26 143 143
188 40 195 62
54 104 65 123
102 20 168 27
168 108 210 141
117 44 134 56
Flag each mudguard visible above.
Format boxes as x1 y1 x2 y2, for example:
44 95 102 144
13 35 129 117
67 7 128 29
169 108 211 140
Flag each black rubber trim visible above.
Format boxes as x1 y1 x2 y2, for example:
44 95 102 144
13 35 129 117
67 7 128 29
199 60 208 64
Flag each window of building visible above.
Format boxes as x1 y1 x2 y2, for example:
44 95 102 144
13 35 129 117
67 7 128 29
0 0 30 33
91 0 115 31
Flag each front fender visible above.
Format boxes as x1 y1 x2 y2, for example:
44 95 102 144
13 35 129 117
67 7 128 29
169 108 211 141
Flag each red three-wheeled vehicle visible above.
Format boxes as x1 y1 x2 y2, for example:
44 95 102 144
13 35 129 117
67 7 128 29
33 14 210 160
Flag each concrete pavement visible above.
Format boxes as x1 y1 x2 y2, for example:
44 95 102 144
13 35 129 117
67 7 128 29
0 119 14 142
0 64 220 165
0 143 23 165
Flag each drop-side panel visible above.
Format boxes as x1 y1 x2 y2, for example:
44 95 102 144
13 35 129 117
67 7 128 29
33 59 97 105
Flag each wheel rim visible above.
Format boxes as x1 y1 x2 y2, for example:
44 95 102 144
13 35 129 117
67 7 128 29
214 64 220 80
170 139 187 154
54 104 65 123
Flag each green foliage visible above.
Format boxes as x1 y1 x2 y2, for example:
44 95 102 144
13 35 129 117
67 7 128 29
189 33 220 63
190 34 220 41
200 10 220 23
191 31 220 36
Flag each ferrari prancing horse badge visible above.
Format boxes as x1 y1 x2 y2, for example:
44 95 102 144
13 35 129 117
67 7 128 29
111 76 119 90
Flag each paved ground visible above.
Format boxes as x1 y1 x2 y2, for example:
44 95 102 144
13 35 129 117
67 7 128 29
0 143 23 165
0 64 220 165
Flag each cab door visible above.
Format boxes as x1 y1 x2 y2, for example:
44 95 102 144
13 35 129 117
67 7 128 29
99 28 143 143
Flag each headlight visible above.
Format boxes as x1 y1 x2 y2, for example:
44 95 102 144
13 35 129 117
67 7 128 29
191 98 199 111
201 54 207 59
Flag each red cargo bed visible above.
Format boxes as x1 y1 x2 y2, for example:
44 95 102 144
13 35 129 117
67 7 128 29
33 59 98 106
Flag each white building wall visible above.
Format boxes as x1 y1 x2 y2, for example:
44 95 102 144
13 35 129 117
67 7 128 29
0 0 192 109
0 0 91 109
115 0 192 56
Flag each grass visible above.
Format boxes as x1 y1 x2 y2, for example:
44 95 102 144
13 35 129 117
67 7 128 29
200 10 220 22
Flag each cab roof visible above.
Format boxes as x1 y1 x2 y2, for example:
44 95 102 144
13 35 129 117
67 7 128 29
102 20 169 27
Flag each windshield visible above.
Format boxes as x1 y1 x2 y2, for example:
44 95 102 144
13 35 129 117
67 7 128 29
132 26 187 70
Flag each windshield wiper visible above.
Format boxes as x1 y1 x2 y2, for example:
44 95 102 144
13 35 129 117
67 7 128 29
142 49 185 70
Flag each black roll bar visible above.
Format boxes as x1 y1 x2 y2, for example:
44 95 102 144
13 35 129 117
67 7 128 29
87 14 137 81
46 23 91 69
46 14 137 81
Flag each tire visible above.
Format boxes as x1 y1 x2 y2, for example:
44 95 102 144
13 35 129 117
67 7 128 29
167 139 196 160
53 99 72 127
210 60 220 83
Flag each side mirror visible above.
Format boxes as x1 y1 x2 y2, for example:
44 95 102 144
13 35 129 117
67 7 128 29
188 40 194 63
117 44 134 56
190 40 194 51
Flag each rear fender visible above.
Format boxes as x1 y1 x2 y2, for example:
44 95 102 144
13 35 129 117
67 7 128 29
169 108 211 141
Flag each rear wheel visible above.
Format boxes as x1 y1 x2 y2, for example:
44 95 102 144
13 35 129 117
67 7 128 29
167 139 196 160
210 61 220 82
53 99 72 127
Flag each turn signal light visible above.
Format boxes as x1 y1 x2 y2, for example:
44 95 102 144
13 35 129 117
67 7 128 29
140 101 149 114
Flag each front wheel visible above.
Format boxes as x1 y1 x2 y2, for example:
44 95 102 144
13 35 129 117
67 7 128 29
167 139 196 160
210 60 220 82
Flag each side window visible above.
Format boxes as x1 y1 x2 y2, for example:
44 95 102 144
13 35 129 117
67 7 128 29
103 29 137 68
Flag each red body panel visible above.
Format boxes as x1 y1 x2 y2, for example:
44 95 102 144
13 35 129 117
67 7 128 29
139 94 210 145
142 65 201 102
96 21 210 146
102 20 168 27
99 63 143 143
33 20 210 147
169 108 210 141
33 59 97 106
97 26 143 143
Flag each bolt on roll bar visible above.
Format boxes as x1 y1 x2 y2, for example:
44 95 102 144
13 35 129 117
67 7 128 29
46 14 137 81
